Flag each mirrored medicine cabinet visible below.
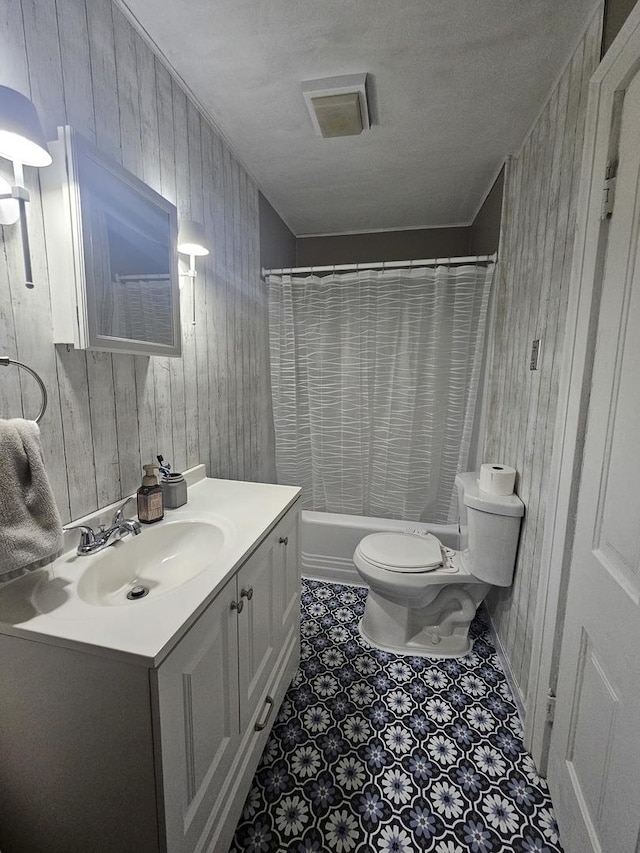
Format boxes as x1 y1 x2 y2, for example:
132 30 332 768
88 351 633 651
41 125 181 357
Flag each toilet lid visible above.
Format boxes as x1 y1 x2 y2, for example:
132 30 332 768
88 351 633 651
358 532 443 573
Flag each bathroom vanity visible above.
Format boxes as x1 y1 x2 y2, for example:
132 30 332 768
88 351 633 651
0 470 301 853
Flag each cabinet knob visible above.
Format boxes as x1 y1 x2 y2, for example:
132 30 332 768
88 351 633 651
240 587 253 601
278 536 289 546
230 599 244 614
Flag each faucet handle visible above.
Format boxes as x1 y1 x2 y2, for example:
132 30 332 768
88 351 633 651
63 524 96 553
111 496 136 527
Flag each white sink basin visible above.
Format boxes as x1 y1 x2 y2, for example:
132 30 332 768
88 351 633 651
0 474 300 664
74 520 226 606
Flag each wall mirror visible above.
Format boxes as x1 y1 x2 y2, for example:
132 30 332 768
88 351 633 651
42 126 181 357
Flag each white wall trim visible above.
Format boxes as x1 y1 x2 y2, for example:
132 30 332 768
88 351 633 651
485 608 526 725
296 221 474 239
525 0 640 772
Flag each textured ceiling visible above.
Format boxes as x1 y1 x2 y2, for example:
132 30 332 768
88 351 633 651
120 0 599 235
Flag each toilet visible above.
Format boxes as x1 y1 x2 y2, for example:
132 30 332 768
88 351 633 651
353 472 524 658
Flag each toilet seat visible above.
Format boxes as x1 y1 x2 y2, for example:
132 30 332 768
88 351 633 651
355 532 443 573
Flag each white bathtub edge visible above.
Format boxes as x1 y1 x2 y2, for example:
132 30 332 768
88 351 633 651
302 573 368 588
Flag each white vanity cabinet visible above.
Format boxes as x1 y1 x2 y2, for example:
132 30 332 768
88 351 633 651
155 503 300 853
0 497 300 853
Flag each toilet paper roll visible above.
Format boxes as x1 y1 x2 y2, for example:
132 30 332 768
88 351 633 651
479 463 516 496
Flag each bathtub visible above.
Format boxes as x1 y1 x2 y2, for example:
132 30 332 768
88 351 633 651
301 510 460 585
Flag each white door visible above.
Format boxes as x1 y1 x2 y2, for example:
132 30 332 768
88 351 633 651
547 67 640 853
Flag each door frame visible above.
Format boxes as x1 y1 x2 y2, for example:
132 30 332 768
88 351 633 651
526 2 640 771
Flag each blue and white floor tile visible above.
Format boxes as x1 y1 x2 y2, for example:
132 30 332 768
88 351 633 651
230 579 562 853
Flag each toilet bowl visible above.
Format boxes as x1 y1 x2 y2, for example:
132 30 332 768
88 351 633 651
353 472 524 658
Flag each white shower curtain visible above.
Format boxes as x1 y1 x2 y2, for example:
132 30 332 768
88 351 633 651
268 264 493 524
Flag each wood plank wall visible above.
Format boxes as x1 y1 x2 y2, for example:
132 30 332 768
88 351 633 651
484 8 603 703
0 0 275 524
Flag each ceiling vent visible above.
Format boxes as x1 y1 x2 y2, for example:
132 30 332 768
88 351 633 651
302 74 370 138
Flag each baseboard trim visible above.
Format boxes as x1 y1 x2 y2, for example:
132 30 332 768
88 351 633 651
484 610 526 725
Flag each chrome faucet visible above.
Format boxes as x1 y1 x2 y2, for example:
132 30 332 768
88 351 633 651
65 497 142 556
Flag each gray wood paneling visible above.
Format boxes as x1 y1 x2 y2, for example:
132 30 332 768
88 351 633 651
0 0 274 524
484 8 603 702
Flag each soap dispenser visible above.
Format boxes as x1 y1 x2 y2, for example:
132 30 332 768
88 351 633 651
137 464 164 524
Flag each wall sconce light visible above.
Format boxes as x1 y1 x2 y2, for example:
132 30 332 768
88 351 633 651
0 86 52 289
177 219 209 326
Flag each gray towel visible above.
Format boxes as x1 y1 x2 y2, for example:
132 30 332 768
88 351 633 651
0 419 63 584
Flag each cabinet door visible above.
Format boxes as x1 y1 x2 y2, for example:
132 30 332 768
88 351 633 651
237 537 279 730
154 578 240 853
237 504 301 731
277 505 301 642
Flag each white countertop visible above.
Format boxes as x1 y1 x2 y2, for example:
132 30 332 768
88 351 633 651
0 471 300 667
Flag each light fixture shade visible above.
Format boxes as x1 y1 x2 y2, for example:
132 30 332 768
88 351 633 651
177 220 209 256
0 86 51 167
0 175 19 225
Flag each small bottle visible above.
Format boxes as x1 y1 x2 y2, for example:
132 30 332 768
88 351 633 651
137 464 164 524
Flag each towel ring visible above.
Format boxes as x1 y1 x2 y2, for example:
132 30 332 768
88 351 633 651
0 356 48 424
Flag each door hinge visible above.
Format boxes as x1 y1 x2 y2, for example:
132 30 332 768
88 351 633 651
602 161 617 219
546 690 557 725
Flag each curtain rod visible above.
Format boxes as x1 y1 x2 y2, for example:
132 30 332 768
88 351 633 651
261 252 497 279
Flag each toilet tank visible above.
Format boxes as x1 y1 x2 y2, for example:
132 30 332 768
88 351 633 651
455 472 524 586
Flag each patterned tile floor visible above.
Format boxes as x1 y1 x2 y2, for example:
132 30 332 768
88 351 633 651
230 579 562 853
